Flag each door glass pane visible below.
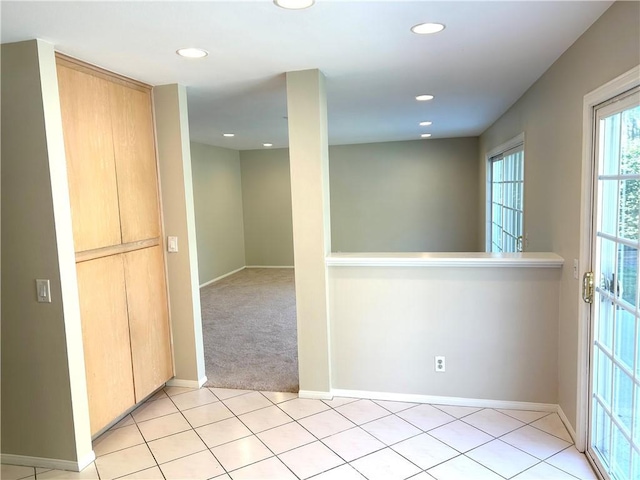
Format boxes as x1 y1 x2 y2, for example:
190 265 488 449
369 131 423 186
614 308 634 370
613 365 633 432
619 180 639 241
620 105 640 175
600 179 618 236
598 298 614 351
612 426 632 480
601 114 620 176
617 246 637 307
595 399 612 462
597 348 613 408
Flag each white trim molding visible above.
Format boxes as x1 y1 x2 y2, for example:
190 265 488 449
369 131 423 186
298 390 333 400
326 252 564 268
0 451 96 473
330 388 557 412
166 376 208 389
558 405 578 447
199 266 245 288
576 64 640 452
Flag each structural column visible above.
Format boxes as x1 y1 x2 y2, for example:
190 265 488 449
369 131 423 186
153 85 206 387
286 69 332 396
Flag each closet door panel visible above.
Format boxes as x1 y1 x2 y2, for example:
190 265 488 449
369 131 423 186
109 83 161 244
57 64 122 252
124 246 173 401
76 255 135 435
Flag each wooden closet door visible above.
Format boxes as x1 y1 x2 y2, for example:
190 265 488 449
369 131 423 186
124 246 173 401
76 256 135 435
109 83 161 243
57 64 122 252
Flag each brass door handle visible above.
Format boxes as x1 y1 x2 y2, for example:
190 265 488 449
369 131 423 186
583 271 594 304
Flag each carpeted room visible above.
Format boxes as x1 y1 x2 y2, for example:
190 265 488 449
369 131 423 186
191 138 480 394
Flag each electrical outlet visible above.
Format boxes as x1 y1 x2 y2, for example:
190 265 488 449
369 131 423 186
435 356 445 373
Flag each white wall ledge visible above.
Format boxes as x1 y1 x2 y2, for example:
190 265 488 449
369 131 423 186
326 252 564 268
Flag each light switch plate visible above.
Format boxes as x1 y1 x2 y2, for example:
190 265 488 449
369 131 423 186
167 236 178 253
36 279 51 303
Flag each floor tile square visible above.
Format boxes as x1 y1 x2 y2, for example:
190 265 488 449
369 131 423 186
210 387 252 400
261 391 298 404
211 435 273 472
322 427 385 462
512 462 580 479
257 421 316 454
117 466 164 479
147 429 207 464
335 399 390 425
136 412 192 442
223 391 272 415
230 457 297 480
462 408 524 437
361 414 421 445
311 464 367 479
433 404 481 419
497 409 551 424
36 464 99 479
110 414 135 430
196 417 252 448
298 409 356 438
392 433 459 470
278 397 331 420
159 450 225 479
182 400 234 428
131 397 179 423
546 446 598 479
238 405 292 433
501 425 571 459
94 443 156 480
279 441 344 479
93 424 144 457
373 400 418 413
396 404 455 431
0 465 34 480
170 388 218 411
323 397 359 408
350 447 421 480
164 386 196 397
427 455 503 480
531 413 573 442
145 389 168 402
467 439 538 478
428 420 493 452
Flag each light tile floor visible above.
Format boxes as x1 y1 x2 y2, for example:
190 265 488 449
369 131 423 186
2 387 598 480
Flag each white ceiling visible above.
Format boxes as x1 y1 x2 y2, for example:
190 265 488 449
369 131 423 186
1 1 613 150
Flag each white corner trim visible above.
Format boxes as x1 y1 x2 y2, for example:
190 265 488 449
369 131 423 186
166 376 208 389
326 252 564 268
557 405 578 448
0 450 96 472
245 265 295 269
330 388 557 412
298 390 333 400
199 267 245 288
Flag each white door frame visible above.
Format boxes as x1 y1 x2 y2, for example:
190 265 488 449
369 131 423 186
577 64 640 453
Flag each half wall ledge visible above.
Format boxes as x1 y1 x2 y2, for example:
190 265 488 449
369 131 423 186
326 252 564 268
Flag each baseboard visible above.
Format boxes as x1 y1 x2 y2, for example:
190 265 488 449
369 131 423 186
330 388 557 412
557 404 579 447
0 450 96 472
200 267 245 288
298 390 333 400
245 265 295 269
166 376 208 389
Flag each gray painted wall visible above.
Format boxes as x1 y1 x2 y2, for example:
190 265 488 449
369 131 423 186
191 142 246 284
240 148 295 267
479 1 640 431
330 138 480 252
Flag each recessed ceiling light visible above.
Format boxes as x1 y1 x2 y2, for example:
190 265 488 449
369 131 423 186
421 133 432 138
223 133 235 137
263 143 273 147
411 23 446 35
416 94 434 101
274 0 315 10
176 48 208 58
419 121 433 126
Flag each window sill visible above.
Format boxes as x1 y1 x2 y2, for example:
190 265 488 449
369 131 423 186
326 252 564 268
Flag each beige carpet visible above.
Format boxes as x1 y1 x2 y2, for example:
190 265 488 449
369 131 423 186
200 268 299 393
